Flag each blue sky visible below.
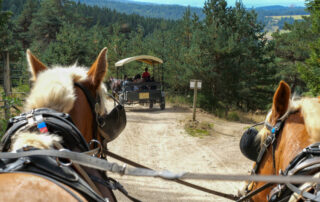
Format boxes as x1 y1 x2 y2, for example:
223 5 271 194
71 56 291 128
132 0 306 8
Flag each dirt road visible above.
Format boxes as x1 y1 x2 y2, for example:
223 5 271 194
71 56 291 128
107 103 253 201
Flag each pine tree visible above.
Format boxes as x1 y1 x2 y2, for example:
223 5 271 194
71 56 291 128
15 0 39 49
29 0 64 50
192 0 275 112
298 0 320 95
273 17 315 93
0 0 11 30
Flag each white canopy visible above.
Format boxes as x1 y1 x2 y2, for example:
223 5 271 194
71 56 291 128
115 55 163 67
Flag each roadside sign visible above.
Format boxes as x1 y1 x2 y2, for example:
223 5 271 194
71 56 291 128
190 80 202 89
190 79 202 121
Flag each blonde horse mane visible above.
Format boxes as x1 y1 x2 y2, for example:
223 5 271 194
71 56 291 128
11 64 108 151
24 65 108 115
258 97 320 145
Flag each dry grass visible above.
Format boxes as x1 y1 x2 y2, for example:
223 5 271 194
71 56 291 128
222 110 267 124
267 15 309 20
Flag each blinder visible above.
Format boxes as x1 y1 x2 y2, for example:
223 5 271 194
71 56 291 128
97 104 126 143
74 83 126 143
240 127 262 162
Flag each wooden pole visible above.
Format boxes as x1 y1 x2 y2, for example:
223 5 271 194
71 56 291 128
192 80 198 121
4 51 11 120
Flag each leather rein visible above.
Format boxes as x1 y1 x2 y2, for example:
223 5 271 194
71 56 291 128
74 82 241 201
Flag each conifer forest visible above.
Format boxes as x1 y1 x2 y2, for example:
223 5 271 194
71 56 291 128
1 0 320 115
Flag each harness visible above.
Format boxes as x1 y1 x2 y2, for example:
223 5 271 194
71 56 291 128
0 108 89 152
0 109 105 202
0 82 137 202
239 111 320 202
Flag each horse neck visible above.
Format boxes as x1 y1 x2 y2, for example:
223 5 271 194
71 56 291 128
69 87 94 143
252 111 311 201
276 111 311 170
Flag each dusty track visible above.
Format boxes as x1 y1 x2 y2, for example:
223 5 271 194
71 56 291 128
107 103 253 201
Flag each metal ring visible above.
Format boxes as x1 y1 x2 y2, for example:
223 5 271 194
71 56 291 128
120 164 127 175
89 139 102 156
56 149 72 167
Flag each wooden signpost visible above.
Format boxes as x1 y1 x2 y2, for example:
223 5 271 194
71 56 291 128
190 80 202 121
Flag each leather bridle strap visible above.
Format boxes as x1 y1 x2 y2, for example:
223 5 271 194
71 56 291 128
73 82 99 142
252 121 283 175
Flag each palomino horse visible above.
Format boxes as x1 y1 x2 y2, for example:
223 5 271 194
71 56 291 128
240 81 320 201
0 48 118 201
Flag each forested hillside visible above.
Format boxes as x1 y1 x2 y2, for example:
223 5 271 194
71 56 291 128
70 0 309 31
1 0 320 118
72 0 309 20
74 0 205 20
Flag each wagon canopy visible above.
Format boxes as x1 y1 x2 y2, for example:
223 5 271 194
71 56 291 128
115 55 163 67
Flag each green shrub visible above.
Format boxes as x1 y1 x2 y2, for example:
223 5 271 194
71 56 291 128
227 111 240 121
0 93 23 138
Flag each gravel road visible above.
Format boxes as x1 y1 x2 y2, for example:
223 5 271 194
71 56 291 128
107 103 253 202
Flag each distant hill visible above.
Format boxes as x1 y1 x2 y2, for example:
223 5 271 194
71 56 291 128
74 1 308 20
254 5 308 21
75 0 204 20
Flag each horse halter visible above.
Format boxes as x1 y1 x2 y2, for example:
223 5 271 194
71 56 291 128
74 82 126 144
240 119 284 172
238 118 286 201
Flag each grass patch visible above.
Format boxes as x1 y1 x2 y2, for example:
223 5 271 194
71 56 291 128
184 120 214 137
227 111 240 122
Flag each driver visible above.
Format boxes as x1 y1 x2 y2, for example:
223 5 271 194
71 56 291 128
142 67 150 81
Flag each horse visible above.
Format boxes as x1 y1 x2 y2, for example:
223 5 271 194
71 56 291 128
108 77 123 98
0 48 118 201
239 80 320 201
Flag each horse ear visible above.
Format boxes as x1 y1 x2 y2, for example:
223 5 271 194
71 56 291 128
272 81 291 121
87 48 108 89
27 49 47 81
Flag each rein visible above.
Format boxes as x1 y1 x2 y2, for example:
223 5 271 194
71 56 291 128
74 83 241 201
104 149 240 201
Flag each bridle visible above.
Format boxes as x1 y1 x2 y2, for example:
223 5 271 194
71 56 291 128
251 120 284 176
73 82 126 153
73 82 102 142
239 117 286 201
240 109 320 202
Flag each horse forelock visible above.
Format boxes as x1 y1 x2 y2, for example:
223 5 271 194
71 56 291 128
15 65 108 151
257 97 320 146
25 65 108 115
10 132 62 152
